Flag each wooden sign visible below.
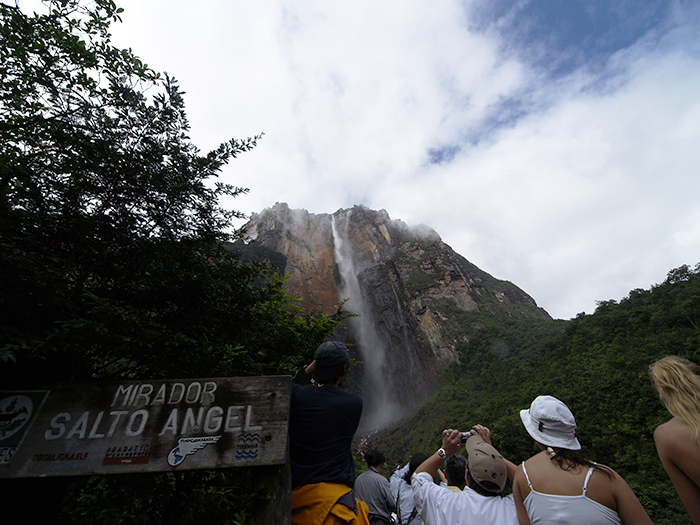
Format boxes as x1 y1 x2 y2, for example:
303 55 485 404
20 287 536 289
0 376 291 478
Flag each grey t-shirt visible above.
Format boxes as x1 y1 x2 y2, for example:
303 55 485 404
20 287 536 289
355 467 395 520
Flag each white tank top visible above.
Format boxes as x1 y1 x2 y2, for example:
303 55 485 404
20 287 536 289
522 462 622 525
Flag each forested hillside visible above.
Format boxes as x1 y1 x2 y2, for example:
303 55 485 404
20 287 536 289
374 263 700 524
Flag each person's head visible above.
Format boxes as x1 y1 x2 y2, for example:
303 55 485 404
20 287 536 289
365 449 385 470
464 435 508 496
313 341 350 385
519 395 580 451
404 453 428 484
445 454 467 489
650 355 700 444
518 395 613 477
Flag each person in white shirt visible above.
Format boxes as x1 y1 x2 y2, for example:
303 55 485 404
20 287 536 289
412 425 518 525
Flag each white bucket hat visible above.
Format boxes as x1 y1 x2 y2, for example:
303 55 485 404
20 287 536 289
519 395 581 450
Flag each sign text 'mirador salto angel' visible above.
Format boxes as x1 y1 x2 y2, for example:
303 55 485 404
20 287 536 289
43 381 262 440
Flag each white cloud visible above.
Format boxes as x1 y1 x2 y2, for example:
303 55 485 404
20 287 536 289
390 37 700 318
107 0 700 319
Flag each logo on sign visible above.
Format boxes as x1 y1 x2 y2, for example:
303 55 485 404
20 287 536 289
0 396 33 441
103 444 152 466
1 392 48 466
235 433 260 461
167 436 221 467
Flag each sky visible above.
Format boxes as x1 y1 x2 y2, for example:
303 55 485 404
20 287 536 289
97 1 699 319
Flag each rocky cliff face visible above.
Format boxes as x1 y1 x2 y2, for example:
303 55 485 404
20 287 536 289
243 203 550 430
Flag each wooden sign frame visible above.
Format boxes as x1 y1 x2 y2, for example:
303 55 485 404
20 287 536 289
0 376 291 478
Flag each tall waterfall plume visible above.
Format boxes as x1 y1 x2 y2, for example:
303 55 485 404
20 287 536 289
331 210 400 430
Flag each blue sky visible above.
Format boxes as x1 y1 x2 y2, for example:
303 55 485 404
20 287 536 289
474 0 673 71
31 0 700 319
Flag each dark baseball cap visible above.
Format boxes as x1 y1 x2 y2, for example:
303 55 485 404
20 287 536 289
313 341 350 382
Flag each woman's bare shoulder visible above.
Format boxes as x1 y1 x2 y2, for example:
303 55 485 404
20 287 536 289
656 416 691 434
655 417 695 451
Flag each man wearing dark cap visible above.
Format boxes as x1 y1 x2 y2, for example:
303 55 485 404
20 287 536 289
290 341 369 525
412 425 518 525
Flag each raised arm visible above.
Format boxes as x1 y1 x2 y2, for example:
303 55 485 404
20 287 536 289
304 360 316 376
390 460 410 498
415 429 462 477
292 360 316 385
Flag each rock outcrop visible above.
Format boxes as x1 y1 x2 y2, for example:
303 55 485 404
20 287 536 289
243 203 550 429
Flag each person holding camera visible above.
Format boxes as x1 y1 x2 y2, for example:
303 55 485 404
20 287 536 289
290 341 370 525
411 425 519 525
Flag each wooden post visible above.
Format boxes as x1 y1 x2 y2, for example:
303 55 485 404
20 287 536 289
252 436 291 525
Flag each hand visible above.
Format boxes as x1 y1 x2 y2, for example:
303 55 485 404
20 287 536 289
441 429 462 458
470 424 491 444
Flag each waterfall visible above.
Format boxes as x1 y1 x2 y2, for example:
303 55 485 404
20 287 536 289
331 210 398 430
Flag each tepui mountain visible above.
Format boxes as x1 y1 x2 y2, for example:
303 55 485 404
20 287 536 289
238 203 550 430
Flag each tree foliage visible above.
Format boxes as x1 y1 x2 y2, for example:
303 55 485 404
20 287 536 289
0 1 341 520
0 0 337 384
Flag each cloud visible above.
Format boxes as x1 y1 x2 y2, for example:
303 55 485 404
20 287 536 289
386 25 700 317
105 0 700 319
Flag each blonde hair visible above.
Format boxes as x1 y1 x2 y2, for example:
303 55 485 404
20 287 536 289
649 355 700 445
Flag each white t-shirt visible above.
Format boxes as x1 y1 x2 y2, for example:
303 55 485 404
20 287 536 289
412 471 518 525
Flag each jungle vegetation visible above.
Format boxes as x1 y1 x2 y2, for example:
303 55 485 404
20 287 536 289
374 263 700 525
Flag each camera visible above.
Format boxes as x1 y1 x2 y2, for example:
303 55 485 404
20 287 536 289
460 431 472 445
